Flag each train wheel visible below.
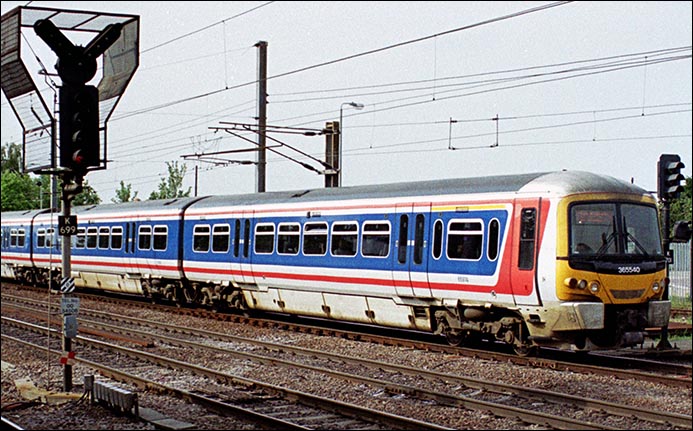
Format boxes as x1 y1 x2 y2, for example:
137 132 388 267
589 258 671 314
513 344 537 357
445 330 465 347
183 285 199 304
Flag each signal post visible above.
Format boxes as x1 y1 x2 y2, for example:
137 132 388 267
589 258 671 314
656 153 686 350
2 6 139 392
34 17 124 391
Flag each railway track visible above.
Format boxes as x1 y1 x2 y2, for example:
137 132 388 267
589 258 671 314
2 292 692 430
2 318 449 430
3 286 691 385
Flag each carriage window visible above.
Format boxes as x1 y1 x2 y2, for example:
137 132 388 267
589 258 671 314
398 215 408 264
37 228 46 248
414 214 425 264
138 226 152 250
243 220 251 257
98 227 110 249
17 229 26 247
447 220 483 260
111 227 123 250
361 222 390 257
331 222 358 256
233 220 241 257
153 226 168 251
193 225 210 252
518 209 536 270
87 227 98 249
303 222 328 255
212 224 230 253
255 223 275 254
488 219 500 261
46 228 56 248
432 219 443 259
278 223 300 255
74 228 86 249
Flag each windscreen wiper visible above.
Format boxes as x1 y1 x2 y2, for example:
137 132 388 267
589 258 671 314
595 217 617 257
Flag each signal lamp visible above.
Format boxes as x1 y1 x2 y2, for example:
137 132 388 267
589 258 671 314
657 154 685 201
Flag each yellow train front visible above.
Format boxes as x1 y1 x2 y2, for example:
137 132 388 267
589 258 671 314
512 172 669 352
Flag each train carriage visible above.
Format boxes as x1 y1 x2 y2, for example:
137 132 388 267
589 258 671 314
68 197 203 296
1 209 51 282
0 171 672 354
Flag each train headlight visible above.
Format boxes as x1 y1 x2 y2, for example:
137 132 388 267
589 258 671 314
564 278 578 289
577 279 588 290
652 281 660 293
589 281 600 293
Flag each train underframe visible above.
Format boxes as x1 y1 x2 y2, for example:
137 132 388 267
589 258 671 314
4 264 668 356
433 304 536 355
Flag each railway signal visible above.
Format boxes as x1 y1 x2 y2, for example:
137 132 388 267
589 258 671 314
34 19 122 176
59 85 100 175
657 154 685 201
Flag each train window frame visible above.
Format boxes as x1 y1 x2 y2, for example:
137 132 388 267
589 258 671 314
432 219 443 260
397 215 409 264
74 228 86 249
212 224 230 253
233 220 241 257
243 220 251 258
446 218 484 261
47 228 57 249
413 214 425 264
518 208 537 270
153 225 168 251
16 228 26 247
193 224 211 253
487 219 500 261
111 226 123 250
86 227 98 249
37 228 46 248
254 223 275 254
361 221 390 258
98 227 110 250
277 223 300 255
138 225 152 251
331 221 358 257
303 222 328 256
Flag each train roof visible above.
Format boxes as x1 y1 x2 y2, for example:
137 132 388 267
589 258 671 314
0 208 53 224
190 170 651 209
2 171 651 220
71 196 204 216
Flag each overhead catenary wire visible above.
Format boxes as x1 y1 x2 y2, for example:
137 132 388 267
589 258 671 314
113 1 574 120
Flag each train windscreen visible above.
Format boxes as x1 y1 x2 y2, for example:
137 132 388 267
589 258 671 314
569 203 662 258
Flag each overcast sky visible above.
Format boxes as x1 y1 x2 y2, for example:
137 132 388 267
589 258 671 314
1 1 691 202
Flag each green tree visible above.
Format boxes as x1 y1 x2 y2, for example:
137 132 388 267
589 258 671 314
112 180 139 203
149 161 191 200
72 179 102 206
1 171 37 211
3 142 102 209
669 176 692 229
34 175 53 209
1 142 22 173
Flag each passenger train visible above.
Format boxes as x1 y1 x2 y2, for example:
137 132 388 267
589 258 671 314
1 171 671 354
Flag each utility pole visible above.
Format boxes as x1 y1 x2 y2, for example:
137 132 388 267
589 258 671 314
255 41 268 193
324 121 340 188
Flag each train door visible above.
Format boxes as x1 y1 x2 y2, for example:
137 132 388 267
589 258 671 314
125 220 138 275
510 198 543 306
238 212 253 284
392 204 432 298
